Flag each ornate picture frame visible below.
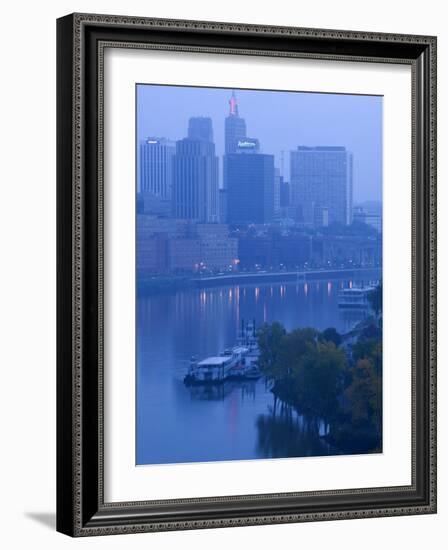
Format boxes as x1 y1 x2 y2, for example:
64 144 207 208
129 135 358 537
57 13 436 536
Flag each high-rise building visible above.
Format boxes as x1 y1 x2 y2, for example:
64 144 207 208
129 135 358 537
280 178 290 207
219 189 228 223
225 91 247 154
274 168 281 217
172 138 219 223
226 152 275 224
188 117 214 142
290 146 353 226
139 137 175 197
223 91 274 224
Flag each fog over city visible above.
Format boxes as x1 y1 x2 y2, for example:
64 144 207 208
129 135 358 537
137 84 382 203
136 84 383 466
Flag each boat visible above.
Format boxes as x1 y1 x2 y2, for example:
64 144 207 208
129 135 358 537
243 365 262 380
184 320 262 385
337 283 377 309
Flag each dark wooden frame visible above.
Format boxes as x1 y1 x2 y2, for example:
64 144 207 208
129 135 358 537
57 13 437 537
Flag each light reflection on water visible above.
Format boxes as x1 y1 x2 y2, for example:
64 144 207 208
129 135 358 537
136 274 377 465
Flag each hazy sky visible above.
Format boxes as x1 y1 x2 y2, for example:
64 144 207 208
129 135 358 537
137 84 383 203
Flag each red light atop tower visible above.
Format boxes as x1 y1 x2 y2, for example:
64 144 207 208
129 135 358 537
229 90 239 116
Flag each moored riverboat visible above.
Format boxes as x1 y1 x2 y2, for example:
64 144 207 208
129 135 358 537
184 320 261 385
338 283 376 309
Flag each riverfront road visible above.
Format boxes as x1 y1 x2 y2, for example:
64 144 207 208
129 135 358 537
192 267 381 287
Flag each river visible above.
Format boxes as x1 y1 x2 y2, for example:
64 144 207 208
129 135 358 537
136 270 380 465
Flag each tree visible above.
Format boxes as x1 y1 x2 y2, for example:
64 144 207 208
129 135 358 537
353 338 377 362
257 322 287 380
367 282 382 316
352 338 382 377
279 328 318 374
318 327 342 347
320 220 378 238
296 341 347 421
344 358 382 430
257 321 382 455
258 324 347 421
329 357 383 453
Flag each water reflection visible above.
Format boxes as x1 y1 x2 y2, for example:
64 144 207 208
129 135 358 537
187 380 258 402
136 271 379 465
256 407 333 459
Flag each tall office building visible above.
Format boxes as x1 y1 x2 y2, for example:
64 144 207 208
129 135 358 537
188 117 214 142
139 137 175 197
290 146 353 226
219 189 228 223
223 91 274 224
172 138 219 223
280 178 290 207
274 168 281 217
226 149 275 224
225 91 247 154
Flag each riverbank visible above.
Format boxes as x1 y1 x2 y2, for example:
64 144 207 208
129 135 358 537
192 267 381 287
138 266 381 294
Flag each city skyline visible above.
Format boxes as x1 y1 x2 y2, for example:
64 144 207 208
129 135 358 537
137 84 382 203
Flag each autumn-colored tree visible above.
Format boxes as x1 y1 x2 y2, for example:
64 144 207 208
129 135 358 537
353 339 382 376
257 321 382 454
344 357 382 433
367 282 382 316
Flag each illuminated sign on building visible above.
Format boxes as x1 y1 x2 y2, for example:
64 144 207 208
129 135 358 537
237 139 257 149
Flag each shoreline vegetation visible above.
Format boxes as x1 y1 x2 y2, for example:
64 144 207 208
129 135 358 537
257 283 383 455
137 266 381 294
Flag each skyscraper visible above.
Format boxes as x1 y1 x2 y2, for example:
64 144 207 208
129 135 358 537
223 92 274 224
290 146 353 226
226 150 275 224
172 138 219 223
188 117 214 142
139 137 175 197
280 178 290 207
274 168 281 217
224 91 247 154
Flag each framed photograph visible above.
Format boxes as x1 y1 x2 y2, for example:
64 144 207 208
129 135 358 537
56 13 437 536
